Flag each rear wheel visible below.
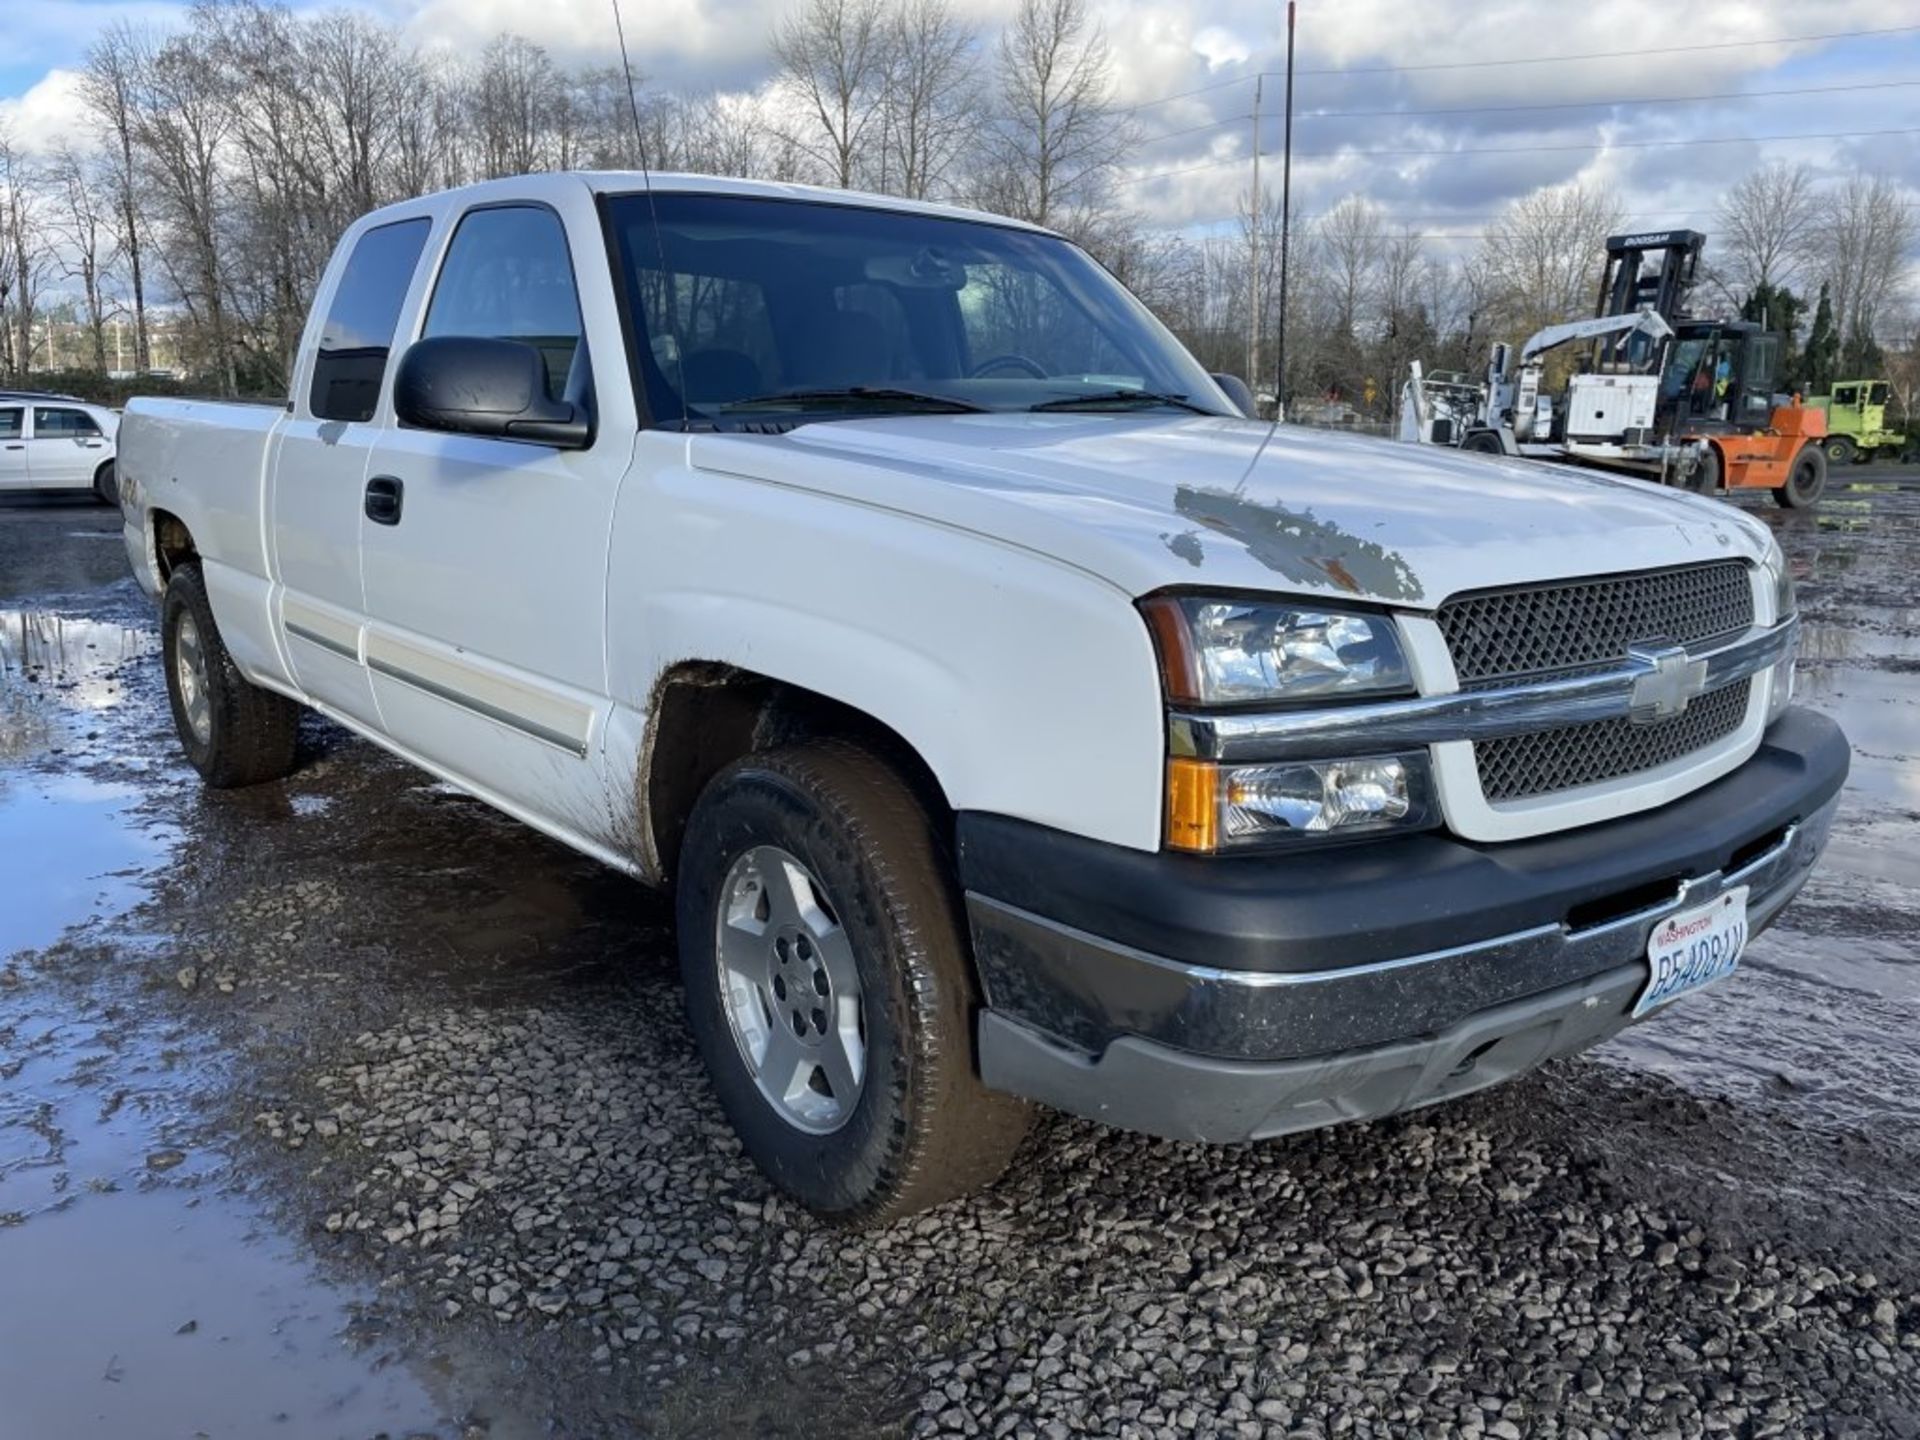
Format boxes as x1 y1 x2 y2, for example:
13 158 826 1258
1773 445 1828 509
675 741 1029 1225
1823 435 1856 466
93 460 119 509
162 564 302 787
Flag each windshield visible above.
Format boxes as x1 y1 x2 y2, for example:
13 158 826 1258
605 192 1232 428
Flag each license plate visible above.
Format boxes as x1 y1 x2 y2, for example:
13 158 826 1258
1634 886 1749 1019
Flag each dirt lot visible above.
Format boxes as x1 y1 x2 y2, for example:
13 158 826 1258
2 474 1918 1440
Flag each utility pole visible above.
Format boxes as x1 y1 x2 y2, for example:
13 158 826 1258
1274 0 1296 420
1248 74 1262 386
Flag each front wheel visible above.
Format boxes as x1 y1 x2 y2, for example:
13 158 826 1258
94 460 119 509
1686 445 1722 494
1823 435 1856 466
162 564 302 787
1773 445 1828 509
1460 431 1503 455
675 741 1029 1225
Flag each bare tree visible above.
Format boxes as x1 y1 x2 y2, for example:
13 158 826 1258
881 0 978 200
135 28 240 392
771 0 892 189
49 145 121 374
1714 161 1820 299
79 21 155 372
0 129 50 377
1819 170 1919 350
980 0 1133 233
472 36 560 179
1479 181 1624 342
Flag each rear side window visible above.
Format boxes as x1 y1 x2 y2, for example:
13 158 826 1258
33 407 101 437
0 408 23 439
424 206 584 404
309 217 431 423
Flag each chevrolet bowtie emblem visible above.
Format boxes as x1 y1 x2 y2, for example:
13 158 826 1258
1627 640 1709 723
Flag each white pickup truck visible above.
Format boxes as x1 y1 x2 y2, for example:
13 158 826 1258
119 173 1847 1224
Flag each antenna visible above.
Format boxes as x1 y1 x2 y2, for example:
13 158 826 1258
609 0 649 170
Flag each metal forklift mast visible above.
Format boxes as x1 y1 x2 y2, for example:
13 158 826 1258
1594 230 1706 367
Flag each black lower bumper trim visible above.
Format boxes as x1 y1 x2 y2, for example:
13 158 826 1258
956 707 1848 976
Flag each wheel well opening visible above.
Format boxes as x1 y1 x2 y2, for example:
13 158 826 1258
152 510 197 583
642 664 953 884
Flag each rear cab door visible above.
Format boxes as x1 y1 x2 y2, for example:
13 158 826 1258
270 210 435 730
26 405 109 488
357 177 640 839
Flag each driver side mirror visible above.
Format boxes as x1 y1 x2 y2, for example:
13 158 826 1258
393 336 592 449
1210 373 1260 420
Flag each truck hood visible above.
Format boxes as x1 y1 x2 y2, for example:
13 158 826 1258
687 414 1771 609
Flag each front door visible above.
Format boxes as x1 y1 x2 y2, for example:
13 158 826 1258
0 407 25 489
269 214 433 729
26 406 108 488
359 197 636 834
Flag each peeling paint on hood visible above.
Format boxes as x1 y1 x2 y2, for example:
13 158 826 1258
1170 485 1425 602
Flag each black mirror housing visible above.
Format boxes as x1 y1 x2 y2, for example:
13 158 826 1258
1210 373 1259 420
393 336 592 449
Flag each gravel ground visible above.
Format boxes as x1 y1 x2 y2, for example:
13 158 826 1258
1 478 1918 1439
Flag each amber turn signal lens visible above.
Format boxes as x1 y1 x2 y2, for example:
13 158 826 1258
1165 757 1220 854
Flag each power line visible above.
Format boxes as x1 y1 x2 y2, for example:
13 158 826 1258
1124 78 1917 154
1110 24 1919 117
1295 78 1920 121
1289 23 1920 77
1115 127 1920 187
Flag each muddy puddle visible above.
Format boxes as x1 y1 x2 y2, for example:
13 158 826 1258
0 606 466 1439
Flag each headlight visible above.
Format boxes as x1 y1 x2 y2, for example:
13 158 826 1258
1761 541 1796 623
1142 596 1412 704
1167 752 1438 852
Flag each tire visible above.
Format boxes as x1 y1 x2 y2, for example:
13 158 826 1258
1773 444 1828 509
675 741 1030 1225
162 563 301 787
1686 445 1721 494
93 460 119 509
1823 435 1856 467
1460 431 1503 455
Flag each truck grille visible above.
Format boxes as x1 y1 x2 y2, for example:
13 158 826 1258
1438 561 1753 689
1476 678 1752 802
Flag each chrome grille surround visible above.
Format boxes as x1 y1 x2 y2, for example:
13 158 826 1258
1475 678 1753 802
1438 561 1754 690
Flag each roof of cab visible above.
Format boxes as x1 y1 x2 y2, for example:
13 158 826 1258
351 170 1057 239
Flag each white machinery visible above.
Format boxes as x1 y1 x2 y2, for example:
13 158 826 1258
1399 307 1673 459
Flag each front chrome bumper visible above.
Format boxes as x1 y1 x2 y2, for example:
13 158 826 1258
972 791 1835 1071
962 707 1848 1143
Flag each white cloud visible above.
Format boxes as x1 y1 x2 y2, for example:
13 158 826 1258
0 69 90 156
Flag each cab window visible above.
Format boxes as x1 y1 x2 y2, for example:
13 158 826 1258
33 407 102 438
424 205 586 405
309 217 432 423
1834 385 1857 407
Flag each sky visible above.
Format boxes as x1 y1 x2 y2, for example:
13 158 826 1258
2 0 1918 258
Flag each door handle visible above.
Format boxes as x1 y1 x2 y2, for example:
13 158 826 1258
365 475 404 525
3 444 21 451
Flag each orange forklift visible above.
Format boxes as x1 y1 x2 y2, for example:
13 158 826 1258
1652 314 1829 508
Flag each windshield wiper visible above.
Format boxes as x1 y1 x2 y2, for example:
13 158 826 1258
1029 389 1211 414
718 386 987 414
